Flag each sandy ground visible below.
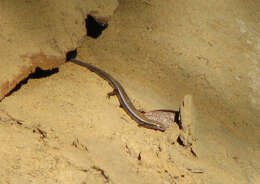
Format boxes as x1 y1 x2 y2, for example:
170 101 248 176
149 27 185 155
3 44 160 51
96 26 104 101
0 0 260 183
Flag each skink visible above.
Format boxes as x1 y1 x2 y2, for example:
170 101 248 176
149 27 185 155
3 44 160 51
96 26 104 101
70 58 166 131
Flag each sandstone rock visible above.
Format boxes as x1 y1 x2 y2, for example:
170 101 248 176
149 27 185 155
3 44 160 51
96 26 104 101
0 0 118 100
178 94 195 147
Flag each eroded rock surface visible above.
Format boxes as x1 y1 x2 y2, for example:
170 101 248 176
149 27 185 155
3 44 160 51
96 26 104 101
0 0 118 100
0 0 260 184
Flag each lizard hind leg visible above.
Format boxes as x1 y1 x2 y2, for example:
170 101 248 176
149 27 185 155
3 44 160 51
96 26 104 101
107 89 118 99
107 89 124 109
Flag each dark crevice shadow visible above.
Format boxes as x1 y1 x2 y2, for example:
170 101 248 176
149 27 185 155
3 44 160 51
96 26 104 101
175 110 183 129
177 136 185 147
85 15 108 38
7 67 59 97
30 67 59 79
66 49 77 61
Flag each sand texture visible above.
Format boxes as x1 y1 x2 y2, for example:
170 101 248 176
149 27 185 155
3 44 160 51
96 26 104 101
0 0 259 183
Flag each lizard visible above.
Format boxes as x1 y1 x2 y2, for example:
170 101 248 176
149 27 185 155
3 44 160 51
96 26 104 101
70 58 167 131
